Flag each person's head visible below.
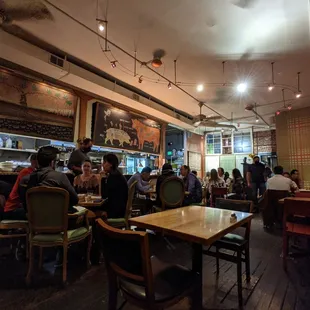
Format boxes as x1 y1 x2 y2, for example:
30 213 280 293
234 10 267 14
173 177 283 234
82 160 92 175
273 165 284 175
206 171 210 178
162 163 172 173
224 171 229 180
180 165 190 177
192 170 197 176
141 167 152 181
81 138 93 153
103 153 119 173
291 169 299 180
29 154 38 169
283 172 290 179
218 167 224 177
232 168 242 179
210 169 219 181
253 155 260 164
37 146 59 169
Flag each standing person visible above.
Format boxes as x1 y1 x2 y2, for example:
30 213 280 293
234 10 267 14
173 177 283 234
180 165 202 205
290 169 302 189
218 167 225 180
22 146 78 213
101 154 128 218
73 160 99 194
246 155 266 202
67 138 93 176
127 167 152 194
3 154 37 220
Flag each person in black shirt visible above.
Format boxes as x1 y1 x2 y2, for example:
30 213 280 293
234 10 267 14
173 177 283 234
156 163 175 207
246 155 266 202
101 153 128 218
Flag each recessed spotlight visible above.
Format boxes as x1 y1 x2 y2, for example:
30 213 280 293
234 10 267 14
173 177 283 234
110 61 117 68
237 83 247 93
268 84 274 91
295 92 302 98
276 110 281 116
196 84 204 92
98 22 105 32
168 82 172 89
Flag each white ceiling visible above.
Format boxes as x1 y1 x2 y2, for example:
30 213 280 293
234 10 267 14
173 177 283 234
3 0 310 128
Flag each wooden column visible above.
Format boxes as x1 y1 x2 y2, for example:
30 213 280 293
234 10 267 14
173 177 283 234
76 92 92 139
159 123 167 168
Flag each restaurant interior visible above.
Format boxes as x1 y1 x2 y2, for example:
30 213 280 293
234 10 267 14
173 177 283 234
1 0 310 309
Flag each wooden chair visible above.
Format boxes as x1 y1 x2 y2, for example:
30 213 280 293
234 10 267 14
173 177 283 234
210 186 227 207
96 218 199 310
295 192 310 198
282 198 310 271
154 176 185 212
0 194 29 258
26 187 92 285
107 180 137 230
261 189 288 228
203 198 253 308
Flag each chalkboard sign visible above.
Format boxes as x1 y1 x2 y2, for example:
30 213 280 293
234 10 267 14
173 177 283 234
92 102 161 154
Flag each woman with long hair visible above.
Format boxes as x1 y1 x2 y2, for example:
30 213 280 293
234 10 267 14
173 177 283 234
231 168 246 200
208 169 225 193
73 160 99 194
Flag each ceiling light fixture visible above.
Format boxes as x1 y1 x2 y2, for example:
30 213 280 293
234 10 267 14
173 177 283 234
287 105 292 110
268 84 274 91
168 82 172 89
221 129 224 133
138 76 143 83
237 83 247 93
110 61 117 68
196 84 204 92
255 117 259 123
295 72 302 98
268 62 275 91
295 92 302 98
98 22 105 32
276 110 281 116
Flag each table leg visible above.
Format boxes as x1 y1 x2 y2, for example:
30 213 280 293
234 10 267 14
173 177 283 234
190 243 203 310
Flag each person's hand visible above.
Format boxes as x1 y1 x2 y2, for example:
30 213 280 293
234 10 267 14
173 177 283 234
247 182 252 188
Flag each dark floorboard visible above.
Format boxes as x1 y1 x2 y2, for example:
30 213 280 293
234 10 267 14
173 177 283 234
1 214 310 310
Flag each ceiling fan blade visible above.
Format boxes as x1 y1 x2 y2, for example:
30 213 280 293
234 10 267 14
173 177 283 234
193 120 202 127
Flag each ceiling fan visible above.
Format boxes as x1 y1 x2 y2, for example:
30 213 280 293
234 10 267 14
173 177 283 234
141 49 166 68
0 0 54 25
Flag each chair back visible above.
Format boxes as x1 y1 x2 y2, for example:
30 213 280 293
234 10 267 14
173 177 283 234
96 218 154 298
216 198 253 213
160 176 185 210
295 192 310 198
261 189 288 226
125 180 138 221
212 187 228 196
26 186 69 235
283 198 310 229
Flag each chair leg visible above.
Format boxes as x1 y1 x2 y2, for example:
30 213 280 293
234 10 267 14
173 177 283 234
108 271 118 310
245 243 251 282
39 247 43 270
26 244 34 285
62 244 68 284
237 250 243 308
216 246 220 274
86 234 92 269
283 235 289 272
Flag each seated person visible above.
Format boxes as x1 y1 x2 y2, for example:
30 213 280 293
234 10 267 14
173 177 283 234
180 165 202 206
267 166 299 192
101 154 128 218
156 163 175 207
207 169 226 193
21 146 78 213
3 154 37 220
230 168 246 200
283 172 299 190
290 169 302 189
127 167 152 194
218 167 225 180
73 160 99 194
224 171 232 191
0 180 12 200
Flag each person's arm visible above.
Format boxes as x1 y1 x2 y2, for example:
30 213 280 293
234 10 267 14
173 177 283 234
266 178 270 189
135 176 151 193
60 174 79 207
246 171 252 187
67 151 82 173
290 180 299 192
187 175 196 195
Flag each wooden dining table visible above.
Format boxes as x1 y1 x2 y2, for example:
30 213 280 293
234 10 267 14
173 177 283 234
129 206 253 309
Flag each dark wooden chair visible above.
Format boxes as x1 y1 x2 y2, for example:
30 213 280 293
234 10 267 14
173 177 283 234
282 198 310 271
203 198 253 308
261 189 288 228
295 192 310 198
210 186 227 207
153 176 185 212
96 218 199 310
26 187 92 284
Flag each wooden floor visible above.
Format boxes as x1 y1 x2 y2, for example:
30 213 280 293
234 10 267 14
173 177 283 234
1 215 310 310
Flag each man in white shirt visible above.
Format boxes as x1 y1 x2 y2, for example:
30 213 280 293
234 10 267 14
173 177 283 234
267 166 298 192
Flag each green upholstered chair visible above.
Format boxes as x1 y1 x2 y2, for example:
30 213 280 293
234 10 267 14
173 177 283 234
153 176 185 212
0 194 29 258
203 198 253 307
26 187 92 285
107 180 137 230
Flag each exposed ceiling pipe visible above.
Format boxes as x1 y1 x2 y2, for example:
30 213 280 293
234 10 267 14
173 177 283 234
43 0 229 121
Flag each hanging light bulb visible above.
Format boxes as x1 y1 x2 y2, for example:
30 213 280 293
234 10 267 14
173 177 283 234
110 61 117 68
237 83 247 93
98 22 105 32
138 76 143 83
221 129 224 133
276 110 281 116
287 105 292 110
168 82 172 89
255 117 259 123
196 84 204 92
268 84 274 91
295 92 302 98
